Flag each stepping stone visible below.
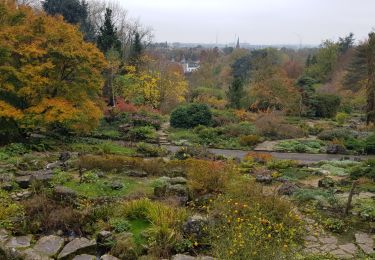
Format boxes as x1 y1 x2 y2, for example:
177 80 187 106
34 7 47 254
339 243 358 255
303 247 320 254
57 238 96 259
355 232 374 254
34 235 65 257
319 236 338 244
5 235 32 248
305 242 320 249
331 249 352 259
321 243 338 252
304 235 318 242
72 254 96 260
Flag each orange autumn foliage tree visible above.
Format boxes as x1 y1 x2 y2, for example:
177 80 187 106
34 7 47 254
0 2 106 134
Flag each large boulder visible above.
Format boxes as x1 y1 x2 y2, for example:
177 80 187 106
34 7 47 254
5 235 32 249
21 248 52 260
33 235 65 257
57 238 96 259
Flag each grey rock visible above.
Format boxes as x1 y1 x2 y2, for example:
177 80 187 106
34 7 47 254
6 235 32 248
339 243 357 255
126 170 148 178
0 229 9 243
319 236 338 244
255 174 272 184
326 144 347 154
54 186 77 201
33 235 65 257
46 161 61 170
22 248 52 260
304 235 318 242
1 183 14 191
331 249 352 259
59 152 71 162
100 255 120 260
171 254 196 260
355 233 374 254
278 182 298 195
72 254 96 260
110 181 123 190
57 238 96 259
34 174 54 183
182 215 208 239
15 175 33 189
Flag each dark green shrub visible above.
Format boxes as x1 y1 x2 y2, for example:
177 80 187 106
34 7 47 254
318 128 353 141
365 133 375 154
170 103 212 128
136 142 167 157
311 94 341 118
239 135 261 146
350 160 375 180
127 126 157 141
344 137 365 153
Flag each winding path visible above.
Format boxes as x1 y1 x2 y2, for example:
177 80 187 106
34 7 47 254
164 145 374 163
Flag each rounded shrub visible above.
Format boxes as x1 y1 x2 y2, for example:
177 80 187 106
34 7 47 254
170 103 212 128
312 94 341 118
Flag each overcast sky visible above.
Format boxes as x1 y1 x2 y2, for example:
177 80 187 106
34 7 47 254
118 0 375 45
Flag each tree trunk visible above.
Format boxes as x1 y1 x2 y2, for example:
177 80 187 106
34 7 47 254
345 181 358 215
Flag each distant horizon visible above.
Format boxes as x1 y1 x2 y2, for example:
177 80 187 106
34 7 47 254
117 0 375 45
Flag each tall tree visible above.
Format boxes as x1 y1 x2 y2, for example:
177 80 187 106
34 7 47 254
227 78 244 109
345 32 375 124
42 0 87 24
130 32 143 66
97 8 121 54
0 2 106 136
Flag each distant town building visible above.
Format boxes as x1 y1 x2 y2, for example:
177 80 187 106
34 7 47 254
180 59 200 73
236 37 240 49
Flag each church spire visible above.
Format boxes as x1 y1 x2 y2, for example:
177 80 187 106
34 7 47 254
236 37 240 49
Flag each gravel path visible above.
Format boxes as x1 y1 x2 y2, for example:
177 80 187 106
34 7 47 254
164 145 374 163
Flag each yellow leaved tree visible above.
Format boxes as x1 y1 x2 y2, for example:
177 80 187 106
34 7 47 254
0 1 106 139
